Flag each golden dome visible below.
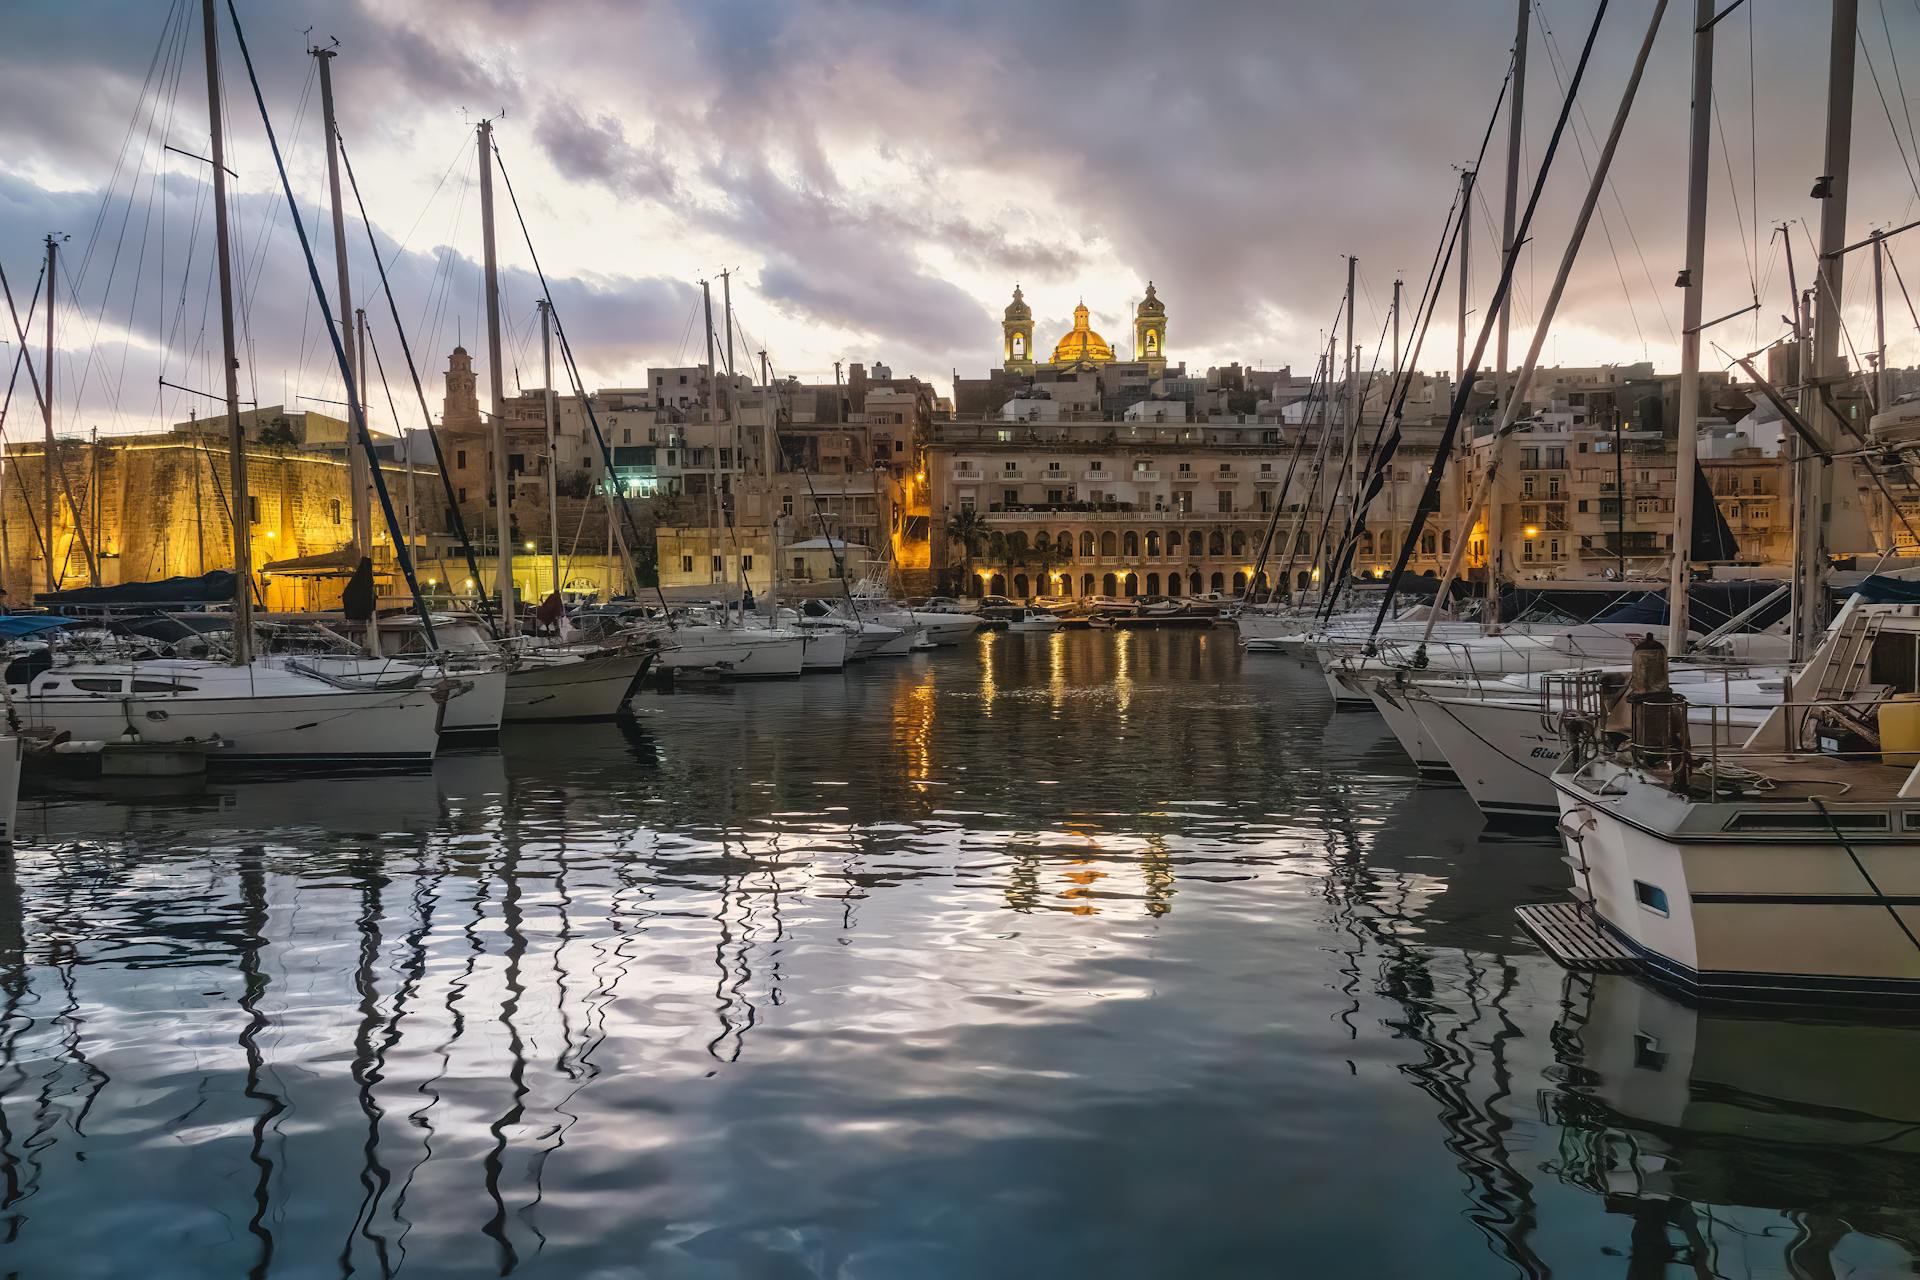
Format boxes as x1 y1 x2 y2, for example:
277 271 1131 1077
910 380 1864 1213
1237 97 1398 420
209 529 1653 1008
1049 302 1115 365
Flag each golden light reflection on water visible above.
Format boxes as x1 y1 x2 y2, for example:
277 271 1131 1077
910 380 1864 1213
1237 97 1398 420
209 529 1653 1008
895 668 936 782
978 632 997 712
1113 630 1134 720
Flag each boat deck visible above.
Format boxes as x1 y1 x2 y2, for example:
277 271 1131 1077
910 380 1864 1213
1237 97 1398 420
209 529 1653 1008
1515 902 1641 973
1714 753 1913 804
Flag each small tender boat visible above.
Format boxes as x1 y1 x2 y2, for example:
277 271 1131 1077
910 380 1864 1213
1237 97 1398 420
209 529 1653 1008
1005 608 1062 634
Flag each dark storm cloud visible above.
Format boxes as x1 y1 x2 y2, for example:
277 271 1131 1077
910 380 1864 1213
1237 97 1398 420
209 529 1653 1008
6 0 1918 387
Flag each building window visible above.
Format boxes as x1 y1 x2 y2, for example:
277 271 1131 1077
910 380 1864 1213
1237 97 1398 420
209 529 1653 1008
456 449 467 469
1133 460 1150 473
458 487 468 503
248 496 261 525
1002 488 1019 507
1004 461 1019 472
1178 462 1193 474
681 555 693 573
1048 460 1062 472
782 494 794 516
712 555 723 573
1217 491 1233 513
1522 540 1536 562
1549 537 1562 559
1634 880 1670 916
742 555 753 571
623 429 632 444
330 499 342 525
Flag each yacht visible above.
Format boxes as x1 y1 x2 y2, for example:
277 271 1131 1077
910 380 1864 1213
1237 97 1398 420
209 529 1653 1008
1399 665 1783 818
1005 608 1062 634
653 617 806 678
1528 600 1920 1002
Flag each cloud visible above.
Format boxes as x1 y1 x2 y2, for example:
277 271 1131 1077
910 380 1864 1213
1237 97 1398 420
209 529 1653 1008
4 0 1918 401
534 104 678 200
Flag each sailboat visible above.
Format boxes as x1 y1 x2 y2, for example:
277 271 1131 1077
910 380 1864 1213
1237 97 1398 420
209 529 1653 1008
1521 0 1920 1002
2 1 446 768
469 122 654 717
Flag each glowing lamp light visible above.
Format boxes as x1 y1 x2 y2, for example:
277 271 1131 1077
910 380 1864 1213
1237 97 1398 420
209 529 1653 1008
463 578 475 589
1523 525 1540 538
524 540 536 551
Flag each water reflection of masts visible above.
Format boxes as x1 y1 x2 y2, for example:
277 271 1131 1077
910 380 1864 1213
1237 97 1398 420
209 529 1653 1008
481 799 534 1270
707 833 759 1065
371 851 445 1268
396 854 493 1241
1319 812 1548 1277
238 849 284 1280
0 847 29 1236
339 846 396 1277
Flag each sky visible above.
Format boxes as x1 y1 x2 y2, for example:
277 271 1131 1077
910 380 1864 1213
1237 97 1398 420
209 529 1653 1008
4 0 1920 438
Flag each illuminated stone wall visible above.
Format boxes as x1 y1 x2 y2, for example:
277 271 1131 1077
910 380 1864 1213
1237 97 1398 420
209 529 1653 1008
0 439 451 609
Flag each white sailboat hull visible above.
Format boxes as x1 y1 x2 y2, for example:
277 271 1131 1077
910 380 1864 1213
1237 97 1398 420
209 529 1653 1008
799 630 849 671
504 649 650 720
655 628 805 678
12 681 441 763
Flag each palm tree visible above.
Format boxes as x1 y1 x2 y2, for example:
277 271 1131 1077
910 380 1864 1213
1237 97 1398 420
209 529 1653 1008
946 509 990 595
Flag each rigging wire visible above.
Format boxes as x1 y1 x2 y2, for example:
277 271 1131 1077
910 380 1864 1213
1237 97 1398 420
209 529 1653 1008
1533 0 1675 344
1857 26 1920 204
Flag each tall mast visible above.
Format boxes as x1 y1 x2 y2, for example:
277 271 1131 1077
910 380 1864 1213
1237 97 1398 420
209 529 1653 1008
477 118 516 636
1873 229 1890 413
1800 0 1859 649
202 0 251 663
702 278 719 589
1456 169 1472 389
356 308 379 654
313 45 371 568
1666 0 1716 652
1391 277 1402 376
41 236 55 596
540 299 560 608
1341 253 1358 593
1498 0 1528 378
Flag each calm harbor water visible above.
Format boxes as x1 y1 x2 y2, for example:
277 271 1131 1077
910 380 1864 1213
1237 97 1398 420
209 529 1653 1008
3 628 1918 1278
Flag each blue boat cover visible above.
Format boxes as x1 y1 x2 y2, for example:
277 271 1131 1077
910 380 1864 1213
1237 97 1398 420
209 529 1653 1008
0 615 78 638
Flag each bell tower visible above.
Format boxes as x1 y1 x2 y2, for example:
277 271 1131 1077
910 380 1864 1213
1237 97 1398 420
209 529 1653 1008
1134 281 1167 374
443 345 482 433
1002 284 1035 374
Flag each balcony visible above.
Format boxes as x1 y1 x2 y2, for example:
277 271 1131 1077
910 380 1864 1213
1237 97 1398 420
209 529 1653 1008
953 468 984 482
1169 470 1201 484
1252 469 1281 483
1129 470 1161 483
995 469 1027 482
1084 468 1115 482
1215 465 1238 479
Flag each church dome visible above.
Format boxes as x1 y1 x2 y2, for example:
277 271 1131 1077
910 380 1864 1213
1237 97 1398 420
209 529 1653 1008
1004 284 1031 321
1050 302 1115 364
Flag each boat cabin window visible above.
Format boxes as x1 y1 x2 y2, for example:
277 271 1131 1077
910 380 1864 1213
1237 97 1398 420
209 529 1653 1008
131 679 185 693
1724 810 1889 833
1632 881 1669 917
69 677 125 694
